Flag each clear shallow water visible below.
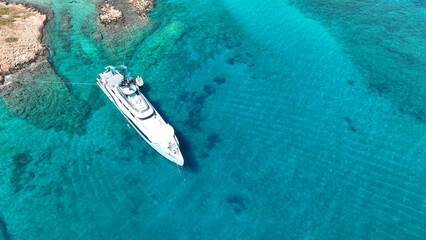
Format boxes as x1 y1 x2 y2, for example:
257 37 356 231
1 0 425 239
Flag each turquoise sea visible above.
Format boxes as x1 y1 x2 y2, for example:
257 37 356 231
1 0 425 239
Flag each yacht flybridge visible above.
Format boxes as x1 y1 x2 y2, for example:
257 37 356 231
97 66 184 166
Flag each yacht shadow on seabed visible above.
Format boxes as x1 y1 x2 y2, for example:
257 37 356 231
175 129 199 173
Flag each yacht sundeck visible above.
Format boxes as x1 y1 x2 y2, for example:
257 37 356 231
97 66 184 166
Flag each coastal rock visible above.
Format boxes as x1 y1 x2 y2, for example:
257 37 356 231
97 0 155 27
0 2 46 76
0 2 92 134
96 0 158 61
99 3 123 24
128 0 155 17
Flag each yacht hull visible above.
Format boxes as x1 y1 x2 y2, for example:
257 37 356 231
97 69 184 166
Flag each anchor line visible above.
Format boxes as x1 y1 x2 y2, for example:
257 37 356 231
122 20 134 66
122 24 131 66
175 163 189 193
19 79 98 86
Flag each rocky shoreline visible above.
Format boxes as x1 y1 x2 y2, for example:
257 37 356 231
0 0 156 83
0 1 93 135
0 0 158 134
97 0 155 27
0 1 52 83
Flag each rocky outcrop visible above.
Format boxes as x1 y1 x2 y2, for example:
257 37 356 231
95 0 157 62
97 0 155 28
99 3 123 24
128 0 155 17
0 2 47 78
0 2 91 135
0 60 91 135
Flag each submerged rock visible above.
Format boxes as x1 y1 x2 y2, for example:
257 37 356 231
0 2 91 135
128 0 155 17
0 60 91 135
97 0 155 28
58 10 73 53
131 21 188 70
99 3 123 24
96 0 157 61
93 31 103 41
10 150 33 192
0 214 10 240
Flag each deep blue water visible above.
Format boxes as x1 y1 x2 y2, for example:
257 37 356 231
0 0 425 239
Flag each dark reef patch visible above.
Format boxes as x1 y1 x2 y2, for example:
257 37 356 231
202 85 216 96
412 0 426 8
185 104 203 130
75 43 94 65
226 194 247 214
59 10 73 53
180 91 207 131
175 129 199 173
92 30 104 41
11 150 34 192
180 82 219 131
95 147 105 155
369 81 391 97
80 15 97 40
213 77 226 85
206 133 220 149
226 57 235 65
80 15 109 58
0 214 11 240
344 117 357 133
181 84 218 131
87 86 107 111
40 151 52 162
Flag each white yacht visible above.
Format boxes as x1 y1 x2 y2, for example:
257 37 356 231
97 66 184 166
